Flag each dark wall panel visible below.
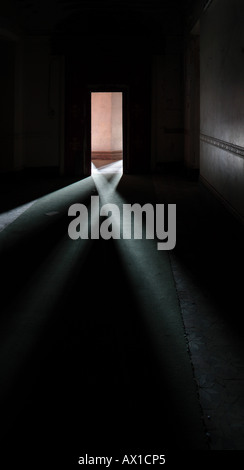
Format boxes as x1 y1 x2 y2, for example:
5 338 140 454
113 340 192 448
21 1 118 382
64 42 152 176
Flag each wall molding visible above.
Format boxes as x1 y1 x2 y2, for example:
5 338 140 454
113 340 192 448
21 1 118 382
91 151 123 160
200 133 244 159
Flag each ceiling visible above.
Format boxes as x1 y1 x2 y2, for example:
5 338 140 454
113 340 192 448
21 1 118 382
0 0 199 36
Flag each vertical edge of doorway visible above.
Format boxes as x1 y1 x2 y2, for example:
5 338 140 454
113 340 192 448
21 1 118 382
122 89 129 174
83 89 92 177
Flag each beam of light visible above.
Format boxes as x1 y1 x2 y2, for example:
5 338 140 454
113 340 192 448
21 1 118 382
0 237 94 398
91 159 123 175
0 176 96 242
92 162 123 199
0 176 98 401
0 200 37 232
92 170 206 444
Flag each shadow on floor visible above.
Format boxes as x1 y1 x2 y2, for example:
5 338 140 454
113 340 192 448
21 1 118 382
0 171 209 466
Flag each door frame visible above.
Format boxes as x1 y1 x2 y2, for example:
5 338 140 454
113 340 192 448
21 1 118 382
84 85 129 176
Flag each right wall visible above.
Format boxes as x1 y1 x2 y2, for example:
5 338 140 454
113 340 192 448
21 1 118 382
200 0 244 223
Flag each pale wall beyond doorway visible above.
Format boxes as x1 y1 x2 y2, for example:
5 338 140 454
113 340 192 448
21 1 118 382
91 92 123 169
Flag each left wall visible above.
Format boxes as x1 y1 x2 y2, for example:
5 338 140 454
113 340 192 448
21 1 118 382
0 34 64 175
0 39 15 172
23 37 64 173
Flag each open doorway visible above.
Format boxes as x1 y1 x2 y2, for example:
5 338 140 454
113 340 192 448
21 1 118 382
91 92 123 174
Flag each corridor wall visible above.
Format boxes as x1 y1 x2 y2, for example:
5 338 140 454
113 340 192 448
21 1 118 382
200 0 244 222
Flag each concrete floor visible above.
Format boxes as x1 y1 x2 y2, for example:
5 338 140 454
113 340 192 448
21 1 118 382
153 173 244 451
92 159 123 174
0 200 36 232
0 164 244 454
171 254 244 450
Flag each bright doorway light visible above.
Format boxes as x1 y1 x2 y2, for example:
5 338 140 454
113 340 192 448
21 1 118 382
91 92 123 174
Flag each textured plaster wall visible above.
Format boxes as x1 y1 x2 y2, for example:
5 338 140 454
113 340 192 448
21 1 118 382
22 38 63 168
184 34 200 170
200 0 244 221
111 92 123 152
0 41 15 172
91 92 122 153
151 38 184 170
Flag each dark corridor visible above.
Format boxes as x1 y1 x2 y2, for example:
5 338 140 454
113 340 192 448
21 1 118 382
1 0 244 466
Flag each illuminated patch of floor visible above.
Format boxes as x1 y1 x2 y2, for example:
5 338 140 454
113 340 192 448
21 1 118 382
91 159 123 174
0 200 37 232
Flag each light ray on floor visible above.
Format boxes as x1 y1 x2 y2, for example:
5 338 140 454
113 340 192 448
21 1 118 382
0 200 37 232
0 175 99 400
91 159 123 175
0 176 96 242
92 170 207 448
